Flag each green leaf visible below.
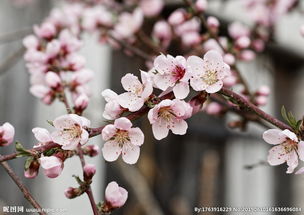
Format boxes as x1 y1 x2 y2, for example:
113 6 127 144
15 142 31 157
296 120 302 131
44 148 57 156
24 157 34 170
281 106 289 123
47 120 54 127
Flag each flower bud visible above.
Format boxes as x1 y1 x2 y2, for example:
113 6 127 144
0 122 15 147
256 85 270 96
74 93 89 112
168 9 186 26
205 102 222 115
83 145 100 157
207 16 219 31
255 95 268 106
84 163 96 181
195 0 208 12
24 159 40 179
45 72 61 88
105 181 128 209
39 156 64 178
64 187 81 199
235 36 251 49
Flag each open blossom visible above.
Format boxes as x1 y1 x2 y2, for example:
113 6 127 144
140 0 164 17
102 89 124 120
102 117 144 164
32 127 52 148
51 114 90 150
39 156 64 178
117 71 153 112
105 181 128 209
0 122 15 147
153 55 191 99
188 50 230 93
263 129 304 174
148 99 192 140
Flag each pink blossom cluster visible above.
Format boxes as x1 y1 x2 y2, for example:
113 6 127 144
0 122 15 147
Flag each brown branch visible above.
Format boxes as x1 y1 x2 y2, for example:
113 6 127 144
0 154 45 215
219 87 292 130
77 144 99 215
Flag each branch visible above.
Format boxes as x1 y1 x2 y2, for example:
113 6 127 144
77 144 99 215
219 87 292 130
0 154 45 215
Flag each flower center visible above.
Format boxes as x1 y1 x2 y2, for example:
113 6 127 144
114 130 130 146
64 124 82 138
202 70 218 85
282 139 298 153
158 106 175 122
172 65 186 81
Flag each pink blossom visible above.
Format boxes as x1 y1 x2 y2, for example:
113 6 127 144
74 93 89 111
117 71 153 112
257 85 270 96
23 35 39 50
203 39 224 54
105 181 128 209
24 159 40 179
263 129 304 174
82 6 113 32
148 99 192 140
228 22 250 39
235 36 251 49
51 114 90 150
83 144 100 157
195 0 208 12
45 72 61 88
101 117 144 164
223 53 236 65
207 16 219 30
239 50 256 61
252 39 265 52
153 54 190 99
223 75 237 88
188 50 230 93
114 8 143 39
102 89 124 120
0 122 15 147
152 21 172 47
181 32 201 47
255 95 268 106
32 127 52 147
39 156 63 178
205 102 222 115
168 9 186 26
174 18 200 36
140 0 164 17
34 22 57 40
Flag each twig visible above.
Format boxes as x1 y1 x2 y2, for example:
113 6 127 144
117 161 165 215
108 34 152 60
59 91 73 114
77 144 99 215
0 47 25 75
219 87 292 130
0 154 45 215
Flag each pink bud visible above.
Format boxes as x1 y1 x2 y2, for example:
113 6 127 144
152 21 172 41
239 50 256 61
23 35 39 50
84 163 96 181
140 0 164 17
64 187 80 199
207 16 219 30
0 122 15 146
34 22 56 39
24 159 40 179
45 72 61 88
105 181 128 209
235 36 251 49
181 32 201 47
228 22 250 39
39 156 63 178
255 95 268 106
205 102 222 115
195 0 208 12
223 53 235 65
83 145 100 157
74 93 89 110
223 75 237 88
252 39 265 52
30 85 50 98
257 85 270 96
168 9 186 25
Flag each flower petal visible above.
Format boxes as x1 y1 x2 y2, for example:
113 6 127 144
152 120 169 140
263 129 286 145
117 92 144 112
114 117 132 130
122 142 140 164
129 127 144 146
267 145 287 166
102 141 122 162
121 73 142 93
102 124 117 141
170 119 188 135
173 82 189 99
32 127 52 143
205 80 223 93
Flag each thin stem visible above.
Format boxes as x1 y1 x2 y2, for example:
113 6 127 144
59 91 73 114
77 144 99 215
219 87 292 130
0 155 45 215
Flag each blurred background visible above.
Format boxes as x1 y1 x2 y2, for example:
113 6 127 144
0 0 304 214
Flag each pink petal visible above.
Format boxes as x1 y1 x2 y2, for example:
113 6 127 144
153 73 175 91
114 117 132 130
122 142 140 164
187 55 204 76
102 141 122 162
117 92 144 112
298 141 304 161
190 77 207 91
102 124 117 141
170 119 188 135
152 120 169 140
53 114 78 130
154 54 175 74
101 89 118 102
105 181 128 208
39 156 62 169
32 127 52 143
204 50 223 63
80 130 89 145
282 129 298 142
173 82 189 99
206 80 223 93
267 145 287 166
129 128 144 146
263 129 286 145
121 73 142 93
286 150 298 174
